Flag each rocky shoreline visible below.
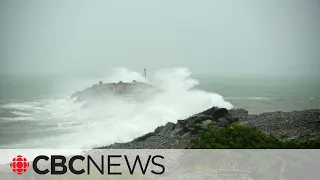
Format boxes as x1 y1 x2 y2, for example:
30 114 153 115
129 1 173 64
97 107 320 149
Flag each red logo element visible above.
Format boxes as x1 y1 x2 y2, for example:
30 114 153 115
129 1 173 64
10 155 30 175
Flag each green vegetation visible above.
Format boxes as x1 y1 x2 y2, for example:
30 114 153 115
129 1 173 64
191 123 320 148
181 124 320 179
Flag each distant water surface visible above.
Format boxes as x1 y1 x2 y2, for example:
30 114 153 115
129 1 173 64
196 76 320 114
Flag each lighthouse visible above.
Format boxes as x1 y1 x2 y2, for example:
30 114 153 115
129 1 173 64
144 68 147 81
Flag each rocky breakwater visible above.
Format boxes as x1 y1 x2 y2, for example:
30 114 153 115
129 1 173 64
239 109 320 140
97 106 320 149
97 106 242 149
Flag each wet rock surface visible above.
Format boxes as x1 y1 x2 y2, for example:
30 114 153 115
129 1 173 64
97 107 320 149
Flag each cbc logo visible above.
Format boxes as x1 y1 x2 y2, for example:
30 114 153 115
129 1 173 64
10 155 30 175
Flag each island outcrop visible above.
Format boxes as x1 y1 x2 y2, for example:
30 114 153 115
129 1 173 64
71 80 158 106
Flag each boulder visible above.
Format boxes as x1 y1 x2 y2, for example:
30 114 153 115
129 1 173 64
200 120 213 130
198 106 220 116
217 117 230 127
176 119 187 128
187 114 214 125
212 108 229 120
160 122 176 137
230 108 249 119
181 107 238 133
154 126 164 134
133 132 155 142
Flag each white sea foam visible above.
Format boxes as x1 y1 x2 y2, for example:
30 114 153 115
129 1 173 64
0 67 232 149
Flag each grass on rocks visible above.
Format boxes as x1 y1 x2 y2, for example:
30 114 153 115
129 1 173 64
191 123 320 149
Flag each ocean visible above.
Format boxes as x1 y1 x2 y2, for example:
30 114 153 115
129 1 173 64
0 68 319 149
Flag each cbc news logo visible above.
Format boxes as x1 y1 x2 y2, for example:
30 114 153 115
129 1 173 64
9 154 165 176
10 155 30 175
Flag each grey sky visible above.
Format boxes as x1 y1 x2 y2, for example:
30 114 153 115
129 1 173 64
0 0 319 77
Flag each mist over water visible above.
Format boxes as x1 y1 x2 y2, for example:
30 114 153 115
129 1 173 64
0 67 232 149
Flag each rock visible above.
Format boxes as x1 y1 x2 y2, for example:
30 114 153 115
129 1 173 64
133 132 155 142
200 120 212 130
176 120 187 129
309 132 320 136
172 127 188 136
240 109 320 139
212 108 229 120
198 106 220 116
171 120 188 136
154 126 164 134
187 114 214 125
217 117 230 127
233 117 240 122
97 108 320 149
230 108 249 119
161 122 176 137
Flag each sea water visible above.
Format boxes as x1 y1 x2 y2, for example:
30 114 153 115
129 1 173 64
0 68 319 149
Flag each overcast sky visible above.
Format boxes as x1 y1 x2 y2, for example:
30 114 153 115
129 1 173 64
0 0 319 77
